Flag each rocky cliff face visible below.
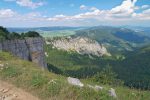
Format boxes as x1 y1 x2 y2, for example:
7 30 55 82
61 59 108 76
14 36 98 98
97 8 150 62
47 37 110 57
0 38 47 68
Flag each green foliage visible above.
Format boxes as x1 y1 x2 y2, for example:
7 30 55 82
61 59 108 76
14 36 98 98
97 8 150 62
1 67 22 78
46 81 62 96
75 26 150 53
45 45 107 78
0 26 41 41
0 26 10 40
9 32 21 39
0 52 150 100
116 46 150 89
30 73 48 88
41 30 76 38
46 43 150 89
0 52 14 60
93 65 121 85
22 31 41 38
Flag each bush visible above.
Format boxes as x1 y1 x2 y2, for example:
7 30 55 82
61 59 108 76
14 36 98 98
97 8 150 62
0 26 41 41
22 31 41 38
0 26 10 40
9 32 21 39
93 65 123 86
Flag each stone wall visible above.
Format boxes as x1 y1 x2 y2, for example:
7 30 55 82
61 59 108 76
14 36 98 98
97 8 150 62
0 37 47 68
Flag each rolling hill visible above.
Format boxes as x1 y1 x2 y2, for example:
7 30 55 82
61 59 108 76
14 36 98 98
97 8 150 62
74 26 150 53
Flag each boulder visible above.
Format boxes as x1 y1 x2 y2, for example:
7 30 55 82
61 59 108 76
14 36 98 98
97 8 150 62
109 88 117 98
0 64 4 67
87 84 103 91
95 85 103 91
67 77 84 87
87 84 95 89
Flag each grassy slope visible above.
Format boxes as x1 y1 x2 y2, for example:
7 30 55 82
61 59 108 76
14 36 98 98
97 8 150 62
0 52 150 100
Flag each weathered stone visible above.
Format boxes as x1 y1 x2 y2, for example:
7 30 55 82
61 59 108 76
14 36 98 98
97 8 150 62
45 52 48 57
67 77 84 87
0 38 47 68
3 89 9 93
95 85 103 91
49 37 111 57
87 84 95 89
109 88 117 98
87 84 103 91
0 64 4 67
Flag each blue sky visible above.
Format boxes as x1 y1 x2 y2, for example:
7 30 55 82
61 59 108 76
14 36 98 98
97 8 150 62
0 0 150 27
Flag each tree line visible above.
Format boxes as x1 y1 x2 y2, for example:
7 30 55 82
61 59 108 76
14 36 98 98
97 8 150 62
0 26 41 41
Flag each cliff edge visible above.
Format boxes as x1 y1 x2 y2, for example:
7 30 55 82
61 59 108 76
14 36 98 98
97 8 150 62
0 37 47 68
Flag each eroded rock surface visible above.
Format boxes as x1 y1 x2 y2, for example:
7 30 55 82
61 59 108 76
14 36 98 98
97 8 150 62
0 38 47 68
109 88 117 98
67 77 84 87
48 37 110 57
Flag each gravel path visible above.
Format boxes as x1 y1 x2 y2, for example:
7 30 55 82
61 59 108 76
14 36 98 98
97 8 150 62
0 80 39 100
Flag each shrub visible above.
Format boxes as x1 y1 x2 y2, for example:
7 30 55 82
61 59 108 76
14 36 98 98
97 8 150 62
22 31 41 38
93 65 123 86
0 26 10 40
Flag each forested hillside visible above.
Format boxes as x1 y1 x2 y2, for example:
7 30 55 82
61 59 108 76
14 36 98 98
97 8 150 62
75 26 150 53
115 46 150 89
46 43 150 89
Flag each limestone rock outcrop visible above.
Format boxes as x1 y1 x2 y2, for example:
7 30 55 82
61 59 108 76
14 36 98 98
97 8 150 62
48 37 111 57
0 38 47 68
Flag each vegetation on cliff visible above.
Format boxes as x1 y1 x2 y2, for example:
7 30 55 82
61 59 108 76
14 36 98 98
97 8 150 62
0 26 41 41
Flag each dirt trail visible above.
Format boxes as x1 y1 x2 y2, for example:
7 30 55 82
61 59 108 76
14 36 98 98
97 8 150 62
0 80 39 100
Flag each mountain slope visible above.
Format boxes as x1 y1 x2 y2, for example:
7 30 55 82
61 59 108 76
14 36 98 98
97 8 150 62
115 45 150 89
0 52 112 100
0 52 150 100
45 43 150 90
47 37 110 57
75 26 150 53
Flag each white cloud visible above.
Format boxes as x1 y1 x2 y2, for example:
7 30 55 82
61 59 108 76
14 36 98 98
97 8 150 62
47 0 150 22
4 0 44 9
90 7 99 11
0 9 16 18
1 0 150 27
141 5 150 9
110 0 137 15
80 5 87 10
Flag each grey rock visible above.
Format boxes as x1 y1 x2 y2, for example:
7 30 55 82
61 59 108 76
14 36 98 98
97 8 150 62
0 37 47 68
0 64 4 67
109 88 117 98
87 84 103 91
87 84 95 89
95 85 103 90
67 77 84 87
48 37 111 57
